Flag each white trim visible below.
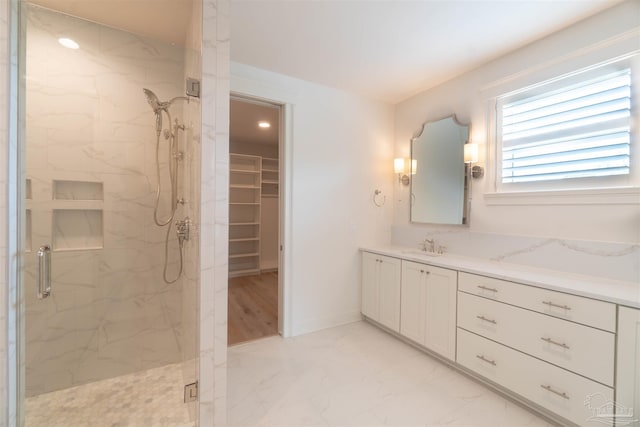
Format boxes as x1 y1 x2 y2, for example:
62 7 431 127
291 310 362 337
480 29 640 98
279 103 293 338
484 187 640 206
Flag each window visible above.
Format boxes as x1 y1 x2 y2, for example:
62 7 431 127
496 61 634 191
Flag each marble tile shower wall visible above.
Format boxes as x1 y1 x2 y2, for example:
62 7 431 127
199 0 230 424
392 225 640 283
24 6 189 396
0 0 9 422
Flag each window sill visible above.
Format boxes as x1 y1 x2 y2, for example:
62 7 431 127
484 187 640 206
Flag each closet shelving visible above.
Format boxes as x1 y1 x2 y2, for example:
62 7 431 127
261 157 279 198
229 154 279 277
229 154 262 277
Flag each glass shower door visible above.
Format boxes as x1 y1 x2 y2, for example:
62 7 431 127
20 3 199 426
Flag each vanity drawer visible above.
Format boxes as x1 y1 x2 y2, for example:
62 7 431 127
457 292 615 386
457 328 613 427
458 272 616 332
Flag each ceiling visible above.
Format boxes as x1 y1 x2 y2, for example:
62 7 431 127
29 0 194 46
230 98 280 146
31 0 620 104
230 0 621 103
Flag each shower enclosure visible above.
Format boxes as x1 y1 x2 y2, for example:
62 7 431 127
19 3 201 425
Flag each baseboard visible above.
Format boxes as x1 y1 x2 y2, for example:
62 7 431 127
292 309 362 336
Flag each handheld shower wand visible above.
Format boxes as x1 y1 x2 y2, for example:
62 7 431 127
143 88 189 137
143 87 191 284
143 88 163 137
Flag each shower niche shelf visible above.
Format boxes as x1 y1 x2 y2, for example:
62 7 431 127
52 209 104 251
25 209 32 253
53 180 103 200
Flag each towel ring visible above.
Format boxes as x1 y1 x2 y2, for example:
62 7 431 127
373 189 386 207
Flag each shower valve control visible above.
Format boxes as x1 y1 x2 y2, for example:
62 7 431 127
176 217 191 242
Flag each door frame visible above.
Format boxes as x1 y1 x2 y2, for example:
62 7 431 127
229 88 294 337
230 94 292 337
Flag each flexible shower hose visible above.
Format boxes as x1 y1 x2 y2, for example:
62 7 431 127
153 109 184 284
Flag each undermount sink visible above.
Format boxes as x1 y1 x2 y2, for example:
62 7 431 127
401 249 443 257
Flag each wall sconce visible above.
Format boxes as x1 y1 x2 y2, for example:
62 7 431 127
394 158 416 186
464 143 484 179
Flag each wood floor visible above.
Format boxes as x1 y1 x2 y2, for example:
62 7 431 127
228 272 279 346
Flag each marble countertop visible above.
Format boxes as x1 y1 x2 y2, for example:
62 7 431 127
361 246 640 309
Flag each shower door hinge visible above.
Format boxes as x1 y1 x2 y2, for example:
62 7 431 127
186 77 200 98
184 381 198 403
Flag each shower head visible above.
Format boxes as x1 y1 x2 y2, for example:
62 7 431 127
143 88 189 137
143 88 188 113
143 88 163 136
143 88 161 113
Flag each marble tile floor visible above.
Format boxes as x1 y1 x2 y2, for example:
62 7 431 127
227 321 556 427
25 362 194 427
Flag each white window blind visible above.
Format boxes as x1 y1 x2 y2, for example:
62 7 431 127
500 68 631 184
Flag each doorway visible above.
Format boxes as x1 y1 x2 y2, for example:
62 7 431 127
228 96 281 345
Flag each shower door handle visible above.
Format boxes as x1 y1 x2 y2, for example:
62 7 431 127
36 244 51 299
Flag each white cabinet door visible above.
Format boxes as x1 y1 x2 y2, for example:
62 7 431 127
361 252 401 332
400 261 427 344
617 306 640 427
400 260 457 360
378 256 401 332
361 252 379 320
424 265 457 360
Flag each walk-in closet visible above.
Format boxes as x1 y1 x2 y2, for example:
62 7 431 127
228 97 281 345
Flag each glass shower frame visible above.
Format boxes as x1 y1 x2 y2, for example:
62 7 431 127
15 2 201 425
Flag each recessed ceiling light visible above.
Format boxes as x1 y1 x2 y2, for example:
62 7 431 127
258 121 271 128
58 37 79 49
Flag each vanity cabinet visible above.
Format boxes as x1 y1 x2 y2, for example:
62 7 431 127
400 260 457 360
616 306 640 427
361 252 401 332
457 272 616 426
458 328 613 426
360 248 638 427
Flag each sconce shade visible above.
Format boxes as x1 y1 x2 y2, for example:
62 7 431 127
394 158 405 174
464 143 479 163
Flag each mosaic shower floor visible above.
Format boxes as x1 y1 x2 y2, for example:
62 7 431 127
25 362 194 427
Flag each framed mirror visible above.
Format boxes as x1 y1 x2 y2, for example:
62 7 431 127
410 115 470 225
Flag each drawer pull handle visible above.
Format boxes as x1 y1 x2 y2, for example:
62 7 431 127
478 285 498 293
476 315 497 325
540 384 570 400
476 354 496 366
540 337 570 350
542 300 571 311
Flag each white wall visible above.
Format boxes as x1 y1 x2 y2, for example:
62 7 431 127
231 62 394 336
230 140 278 158
260 196 278 271
394 1 640 246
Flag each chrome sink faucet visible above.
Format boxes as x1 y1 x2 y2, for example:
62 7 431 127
422 238 435 253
